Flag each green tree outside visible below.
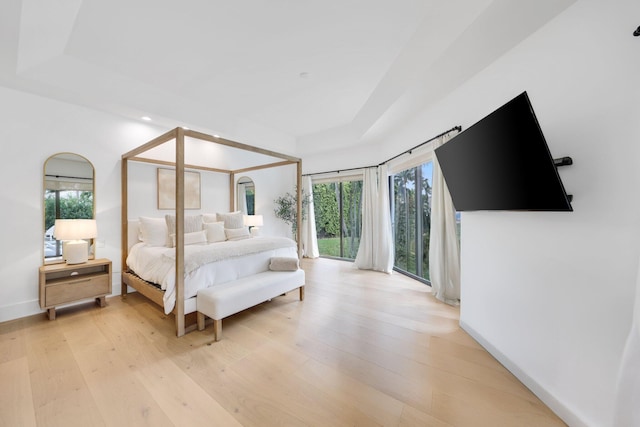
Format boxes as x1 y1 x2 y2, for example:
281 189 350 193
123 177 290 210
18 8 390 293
44 190 94 229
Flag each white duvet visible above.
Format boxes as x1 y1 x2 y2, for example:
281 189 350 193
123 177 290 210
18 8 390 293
126 236 297 314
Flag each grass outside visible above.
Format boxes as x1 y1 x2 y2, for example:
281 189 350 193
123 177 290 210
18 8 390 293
317 237 341 257
317 236 361 259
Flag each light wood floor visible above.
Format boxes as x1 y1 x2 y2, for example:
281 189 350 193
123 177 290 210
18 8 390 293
1 258 565 427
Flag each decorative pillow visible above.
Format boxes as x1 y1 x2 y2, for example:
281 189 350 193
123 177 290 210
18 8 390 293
170 230 207 247
216 211 244 229
225 227 250 241
204 221 226 243
269 257 299 271
202 213 218 224
138 217 169 247
165 214 203 246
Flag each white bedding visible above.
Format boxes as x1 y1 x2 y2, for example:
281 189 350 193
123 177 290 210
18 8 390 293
126 236 297 314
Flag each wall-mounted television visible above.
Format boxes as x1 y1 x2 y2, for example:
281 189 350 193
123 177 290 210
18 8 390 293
434 91 573 212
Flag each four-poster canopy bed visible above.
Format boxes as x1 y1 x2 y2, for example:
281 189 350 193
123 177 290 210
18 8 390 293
121 127 303 337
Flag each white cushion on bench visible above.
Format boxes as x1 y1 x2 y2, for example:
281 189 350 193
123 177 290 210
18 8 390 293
197 269 304 321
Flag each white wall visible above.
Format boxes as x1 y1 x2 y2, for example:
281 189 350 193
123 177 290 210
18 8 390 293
305 1 640 425
0 86 295 323
453 2 640 425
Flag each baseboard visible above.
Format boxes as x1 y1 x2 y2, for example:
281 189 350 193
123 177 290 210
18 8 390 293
460 320 588 427
0 299 42 323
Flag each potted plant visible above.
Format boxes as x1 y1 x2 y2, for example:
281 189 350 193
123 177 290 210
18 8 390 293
273 187 309 238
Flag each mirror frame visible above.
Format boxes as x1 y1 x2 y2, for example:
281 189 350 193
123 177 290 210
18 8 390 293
43 152 96 265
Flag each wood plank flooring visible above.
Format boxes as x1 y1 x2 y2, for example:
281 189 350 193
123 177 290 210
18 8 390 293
0 258 566 426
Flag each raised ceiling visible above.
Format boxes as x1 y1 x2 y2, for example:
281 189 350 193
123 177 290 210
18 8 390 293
0 0 575 154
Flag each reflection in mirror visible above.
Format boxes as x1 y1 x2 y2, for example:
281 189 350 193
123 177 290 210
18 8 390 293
237 176 255 215
43 153 95 264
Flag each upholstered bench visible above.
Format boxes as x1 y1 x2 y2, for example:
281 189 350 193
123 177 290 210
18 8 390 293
196 268 305 341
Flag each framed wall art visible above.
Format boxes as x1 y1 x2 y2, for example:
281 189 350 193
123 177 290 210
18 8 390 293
157 168 201 209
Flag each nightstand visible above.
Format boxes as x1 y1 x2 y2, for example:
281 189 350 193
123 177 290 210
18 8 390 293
39 258 112 320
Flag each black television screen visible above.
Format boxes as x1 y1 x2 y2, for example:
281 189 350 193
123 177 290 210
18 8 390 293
434 91 572 211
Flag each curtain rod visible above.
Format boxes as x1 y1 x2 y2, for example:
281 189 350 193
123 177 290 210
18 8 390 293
45 174 93 180
302 164 373 177
302 125 461 177
377 125 461 166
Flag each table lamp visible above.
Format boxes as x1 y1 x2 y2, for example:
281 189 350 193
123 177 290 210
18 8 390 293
53 219 97 264
244 214 263 237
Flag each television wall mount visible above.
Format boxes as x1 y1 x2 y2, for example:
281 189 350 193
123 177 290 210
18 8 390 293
553 156 573 203
554 156 573 167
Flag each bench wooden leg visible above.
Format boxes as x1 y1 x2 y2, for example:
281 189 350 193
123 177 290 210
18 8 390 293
197 312 206 331
299 285 305 301
213 319 222 341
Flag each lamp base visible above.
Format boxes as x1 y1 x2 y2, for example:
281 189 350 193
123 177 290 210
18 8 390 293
250 227 261 237
63 240 89 264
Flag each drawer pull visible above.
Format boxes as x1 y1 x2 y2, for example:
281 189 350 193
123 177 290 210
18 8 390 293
68 278 91 285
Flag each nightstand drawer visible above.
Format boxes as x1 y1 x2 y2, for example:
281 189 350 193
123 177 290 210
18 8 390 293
45 275 110 307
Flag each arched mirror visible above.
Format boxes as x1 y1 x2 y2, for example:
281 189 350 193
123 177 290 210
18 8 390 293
237 176 255 215
43 153 95 264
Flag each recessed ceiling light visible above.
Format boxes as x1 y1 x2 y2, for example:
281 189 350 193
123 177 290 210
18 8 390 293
141 116 152 121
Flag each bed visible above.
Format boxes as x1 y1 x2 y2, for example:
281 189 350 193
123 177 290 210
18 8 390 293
121 128 303 336
126 217 298 314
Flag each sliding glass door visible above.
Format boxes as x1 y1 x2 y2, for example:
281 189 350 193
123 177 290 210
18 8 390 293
391 162 433 282
313 180 363 259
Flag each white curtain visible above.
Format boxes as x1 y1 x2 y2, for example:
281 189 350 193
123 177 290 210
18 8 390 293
355 165 394 273
237 183 248 214
428 132 461 305
613 261 640 425
301 176 319 258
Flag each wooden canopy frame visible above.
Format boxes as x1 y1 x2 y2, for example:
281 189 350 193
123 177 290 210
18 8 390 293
121 127 302 336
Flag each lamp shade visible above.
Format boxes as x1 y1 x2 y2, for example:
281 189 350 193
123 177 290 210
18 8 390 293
243 214 263 227
53 219 98 240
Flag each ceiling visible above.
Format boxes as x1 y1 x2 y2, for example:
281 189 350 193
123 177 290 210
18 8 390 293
0 0 575 155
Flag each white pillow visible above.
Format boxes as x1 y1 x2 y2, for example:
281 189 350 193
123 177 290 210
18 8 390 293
139 217 169 247
217 211 244 229
165 214 203 247
170 230 207 247
204 221 226 243
225 227 250 241
202 213 218 224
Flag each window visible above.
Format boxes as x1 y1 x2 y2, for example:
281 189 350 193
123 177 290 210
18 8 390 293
391 162 433 282
312 180 363 259
309 156 460 272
